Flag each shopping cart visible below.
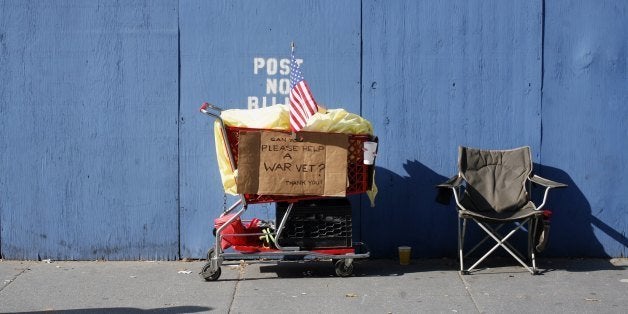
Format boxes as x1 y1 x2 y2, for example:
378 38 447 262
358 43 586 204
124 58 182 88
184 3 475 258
199 103 376 281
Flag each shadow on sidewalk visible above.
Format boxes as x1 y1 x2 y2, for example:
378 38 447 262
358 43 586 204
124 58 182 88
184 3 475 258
254 257 627 280
537 257 628 273
258 258 460 279
13 306 211 314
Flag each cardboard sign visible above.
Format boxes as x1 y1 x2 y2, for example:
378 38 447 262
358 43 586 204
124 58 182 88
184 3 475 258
236 131 348 196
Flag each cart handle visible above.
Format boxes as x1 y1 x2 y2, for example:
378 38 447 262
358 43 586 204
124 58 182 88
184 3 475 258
199 102 224 118
199 102 248 207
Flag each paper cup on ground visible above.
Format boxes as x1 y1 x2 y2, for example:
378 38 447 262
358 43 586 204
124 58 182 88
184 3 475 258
363 141 378 165
398 246 411 265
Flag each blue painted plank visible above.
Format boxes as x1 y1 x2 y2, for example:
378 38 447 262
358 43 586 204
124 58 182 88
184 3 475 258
0 0 179 260
541 0 628 257
361 0 543 257
178 0 362 258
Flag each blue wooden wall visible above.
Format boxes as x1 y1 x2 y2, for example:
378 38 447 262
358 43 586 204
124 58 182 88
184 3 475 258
540 0 628 257
0 0 626 260
0 0 180 260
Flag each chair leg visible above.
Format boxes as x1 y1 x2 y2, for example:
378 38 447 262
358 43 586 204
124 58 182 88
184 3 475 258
466 224 525 261
501 223 527 260
464 224 502 258
468 220 536 274
458 216 464 273
528 217 538 274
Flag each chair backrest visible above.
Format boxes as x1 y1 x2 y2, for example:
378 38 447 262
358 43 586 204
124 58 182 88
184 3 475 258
458 146 532 213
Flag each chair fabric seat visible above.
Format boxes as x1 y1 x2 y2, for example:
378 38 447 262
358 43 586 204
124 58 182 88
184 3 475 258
459 201 540 222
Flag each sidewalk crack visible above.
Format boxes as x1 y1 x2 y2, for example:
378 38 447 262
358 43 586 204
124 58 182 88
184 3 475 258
227 262 246 314
0 263 31 293
459 272 483 313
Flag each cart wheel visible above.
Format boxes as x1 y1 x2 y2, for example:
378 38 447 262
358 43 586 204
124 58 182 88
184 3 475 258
200 262 221 281
201 247 221 281
334 259 354 277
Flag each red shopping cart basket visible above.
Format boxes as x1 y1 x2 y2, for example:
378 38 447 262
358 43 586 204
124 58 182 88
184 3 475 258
222 126 375 204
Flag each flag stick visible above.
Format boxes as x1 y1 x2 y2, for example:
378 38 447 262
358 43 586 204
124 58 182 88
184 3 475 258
290 41 295 139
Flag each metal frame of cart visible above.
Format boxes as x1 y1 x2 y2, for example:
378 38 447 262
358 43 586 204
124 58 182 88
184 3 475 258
199 103 376 281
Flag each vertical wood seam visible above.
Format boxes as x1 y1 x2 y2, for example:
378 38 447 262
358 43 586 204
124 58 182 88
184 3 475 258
176 0 182 260
539 0 546 168
358 0 364 244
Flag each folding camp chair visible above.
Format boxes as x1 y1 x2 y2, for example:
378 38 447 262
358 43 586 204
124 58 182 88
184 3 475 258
438 146 566 274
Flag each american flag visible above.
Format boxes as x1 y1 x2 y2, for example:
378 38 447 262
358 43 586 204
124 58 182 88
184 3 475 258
289 51 319 132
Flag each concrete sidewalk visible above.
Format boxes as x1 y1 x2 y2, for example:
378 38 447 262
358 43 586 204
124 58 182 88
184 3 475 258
1 258 627 313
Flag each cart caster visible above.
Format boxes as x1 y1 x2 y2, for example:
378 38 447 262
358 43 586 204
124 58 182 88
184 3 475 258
206 247 216 261
334 259 354 277
200 262 221 281
201 248 221 281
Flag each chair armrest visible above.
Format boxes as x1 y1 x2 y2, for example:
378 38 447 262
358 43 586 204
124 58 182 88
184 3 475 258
529 174 566 211
437 175 464 189
436 175 464 206
529 175 567 188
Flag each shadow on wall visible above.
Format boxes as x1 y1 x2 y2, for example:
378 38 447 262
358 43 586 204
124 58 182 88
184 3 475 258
358 160 456 258
359 160 623 259
538 164 626 258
